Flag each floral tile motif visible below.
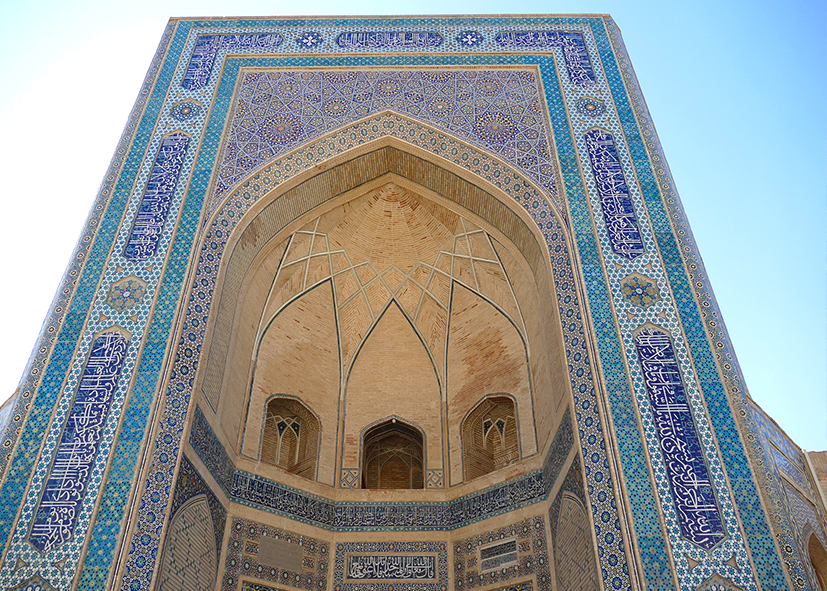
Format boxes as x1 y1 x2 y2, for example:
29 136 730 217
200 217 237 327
620 273 659 308
106 277 147 311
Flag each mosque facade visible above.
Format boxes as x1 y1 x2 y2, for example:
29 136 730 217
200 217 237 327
0 14 824 591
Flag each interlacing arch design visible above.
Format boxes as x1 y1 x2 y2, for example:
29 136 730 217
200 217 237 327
260 397 319 480
462 395 519 481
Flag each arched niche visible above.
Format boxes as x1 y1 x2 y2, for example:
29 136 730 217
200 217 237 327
362 418 425 490
155 495 217 591
462 395 520 481
260 396 320 480
192 136 573 490
809 533 827 591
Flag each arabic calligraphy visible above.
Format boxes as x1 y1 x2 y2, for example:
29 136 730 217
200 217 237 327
495 31 595 86
123 133 189 261
182 34 283 90
346 555 436 580
634 328 725 549
336 31 443 49
584 129 645 259
29 331 129 552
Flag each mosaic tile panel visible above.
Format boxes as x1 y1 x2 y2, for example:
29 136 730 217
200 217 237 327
29 331 130 552
333 541 448 591
0 15 791 591
453 516 550 591
210 69 561 216
634 328 725 549
123 132 190 261
222 517 329 591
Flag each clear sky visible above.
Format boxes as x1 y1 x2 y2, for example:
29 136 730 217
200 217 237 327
0 0 824 450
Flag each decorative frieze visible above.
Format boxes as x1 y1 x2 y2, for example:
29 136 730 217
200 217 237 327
123 133 189 261
29 331 129 552
584 129 645 259
634 328 725 549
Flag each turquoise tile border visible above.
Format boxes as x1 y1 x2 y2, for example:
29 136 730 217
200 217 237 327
0 15 790 591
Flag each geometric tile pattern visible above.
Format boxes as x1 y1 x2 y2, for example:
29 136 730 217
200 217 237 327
106 277 147 311
620 272 659 308
222 517 329 591
453 516 550 591
333 541 448 591
211 69 561 216
0 16 793 591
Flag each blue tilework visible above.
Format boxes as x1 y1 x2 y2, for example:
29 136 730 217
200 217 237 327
30 332 130 553
453 517 550 591
583 129 645 259
123 133 190 261
100 38 639 589
591 18 787 588
189 405 572 531
633 328 725 549
0 15 789 591
334 541 448 591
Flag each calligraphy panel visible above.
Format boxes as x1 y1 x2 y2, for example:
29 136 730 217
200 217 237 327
583 128 645 259
495 31 595 86
345 555 436 581
336 32 443 49
634 328 725 549
334 542 447 591
182 34 284 90
29 331 129 552
123 133 190 261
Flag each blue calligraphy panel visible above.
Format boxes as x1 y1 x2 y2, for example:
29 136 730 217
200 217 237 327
181 34 284 90
336 31 443 49
346 555 436 580
29 331 129 552
123 133 190 261
495 31 595 86
584 129 645 259
634 328 725 549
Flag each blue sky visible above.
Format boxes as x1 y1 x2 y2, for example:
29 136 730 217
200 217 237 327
0 0 824 450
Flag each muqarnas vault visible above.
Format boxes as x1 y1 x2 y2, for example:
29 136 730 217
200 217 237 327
0 14 825 591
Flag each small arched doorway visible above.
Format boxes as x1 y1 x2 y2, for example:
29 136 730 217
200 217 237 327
362 420 424 489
